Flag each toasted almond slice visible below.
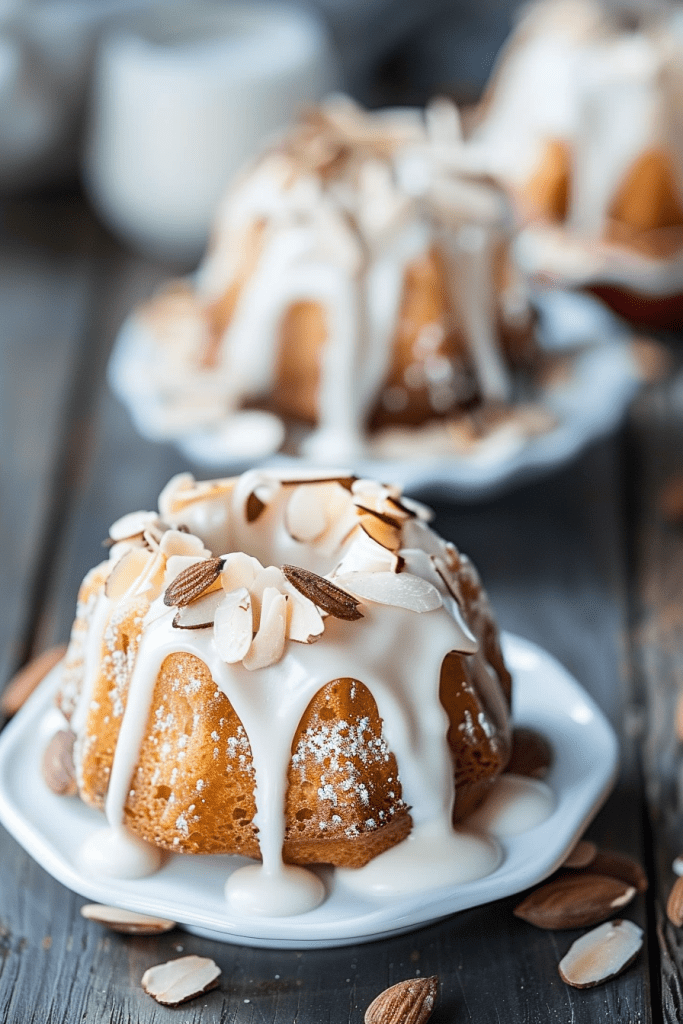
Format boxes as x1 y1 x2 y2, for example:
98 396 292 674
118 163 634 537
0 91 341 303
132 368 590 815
356 508 402 551
81 904 176 935
365 975 438 1024
164 557 225 607
282 565 363 621
1 644 67 716
284 484 330 542
214 588 253 662
563 840 598 869
334 571 442 613
513 873 636 930
173 590 225 630
109 510 160 543
42 729 77 795
558 919 643 988
141 955 221 1007
507 727 553 780
243 588 287 670
105 548 153 600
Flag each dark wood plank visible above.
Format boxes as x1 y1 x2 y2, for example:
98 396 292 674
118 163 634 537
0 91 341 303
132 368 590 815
625 376 683 1024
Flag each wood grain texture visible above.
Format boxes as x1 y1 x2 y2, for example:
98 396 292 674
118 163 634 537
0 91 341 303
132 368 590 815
0 191 655 1022
626 376 683 1024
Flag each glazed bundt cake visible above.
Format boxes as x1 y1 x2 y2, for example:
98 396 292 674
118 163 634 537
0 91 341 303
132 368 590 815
467 0 683 323
110 96 545 463
52 469 515 913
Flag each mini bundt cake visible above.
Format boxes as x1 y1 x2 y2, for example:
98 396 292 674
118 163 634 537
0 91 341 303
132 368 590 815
110 96 547 463
468 0 683 325
52 469 513 911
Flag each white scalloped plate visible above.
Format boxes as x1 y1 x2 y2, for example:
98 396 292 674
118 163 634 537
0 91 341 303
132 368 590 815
108 290 645 500
0 633 617 948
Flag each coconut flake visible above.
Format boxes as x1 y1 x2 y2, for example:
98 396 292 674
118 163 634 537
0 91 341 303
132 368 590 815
214 587 253 662
334 571 442 612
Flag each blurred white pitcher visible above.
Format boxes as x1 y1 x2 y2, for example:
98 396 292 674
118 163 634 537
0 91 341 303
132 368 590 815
84 1 338 261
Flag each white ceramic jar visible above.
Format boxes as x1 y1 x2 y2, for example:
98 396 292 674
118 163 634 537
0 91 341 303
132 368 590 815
83 2 338 261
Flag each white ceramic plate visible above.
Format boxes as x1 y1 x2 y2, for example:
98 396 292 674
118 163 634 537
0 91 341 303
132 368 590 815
108 290 645 500
0 634 618 946
0 634 617 948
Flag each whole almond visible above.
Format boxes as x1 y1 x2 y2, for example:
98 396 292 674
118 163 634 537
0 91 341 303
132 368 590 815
514 873 636 930
365 976 438 1024
559 919 643 988
282 564 363 621
507 727 553 779
142 955 221 1007
1 645 67 716
42 729 77 795
164 558 224 607
81 904 176 935
583 851 648 894
667 876 683 926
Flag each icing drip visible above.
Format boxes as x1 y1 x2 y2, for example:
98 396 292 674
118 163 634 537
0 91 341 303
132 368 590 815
79 824 162 879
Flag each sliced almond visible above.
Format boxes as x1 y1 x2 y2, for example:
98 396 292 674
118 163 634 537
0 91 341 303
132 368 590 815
667 876 683 926
105 548 153 600
172 590 225 630
284 484 330 543
214 587 253 662
221 552 262 593
159 529 208 558
507 727 553 780
243 588 287 670
81 904 176 935
513 873 636 930
284 586 325 643
42 729 77 795
356 508 402 551
141 955 221 1007
109 510 160 543
563 840 598 870
584 851 648 894
365 975 438 1024
333 571 442 613
558 919 643 989
1 644 67 716
282 565 363 621
164 557 225 607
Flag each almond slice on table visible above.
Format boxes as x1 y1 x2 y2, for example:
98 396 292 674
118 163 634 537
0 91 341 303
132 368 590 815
1 644 67 716
365 975 439 1024
142 955 221 1007
42 729 77 795
563 840 598 869
582 851 648 893
513 873 636 930
558 919 643 988
81 904 176 935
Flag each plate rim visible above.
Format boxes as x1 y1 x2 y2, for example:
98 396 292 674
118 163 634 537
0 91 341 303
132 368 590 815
0 632 618 948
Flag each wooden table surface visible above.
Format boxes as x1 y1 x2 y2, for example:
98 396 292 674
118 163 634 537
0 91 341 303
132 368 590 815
1 190 682 1023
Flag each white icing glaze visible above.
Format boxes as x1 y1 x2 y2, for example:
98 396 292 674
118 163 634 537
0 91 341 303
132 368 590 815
61 470 548 918
113 97 532 458
79 825 162 879
465 774 555 838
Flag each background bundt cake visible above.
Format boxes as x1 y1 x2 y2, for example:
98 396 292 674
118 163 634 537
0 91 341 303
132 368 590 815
53 470 512 896
111 96 543 462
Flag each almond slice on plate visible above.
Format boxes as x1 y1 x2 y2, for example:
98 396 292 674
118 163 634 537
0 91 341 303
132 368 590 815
42 729 77 795
558 919 643 988
513 873 636 930
365 975 438 1024
81 904 176 934
141 955 221 1006
1 644 67 716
